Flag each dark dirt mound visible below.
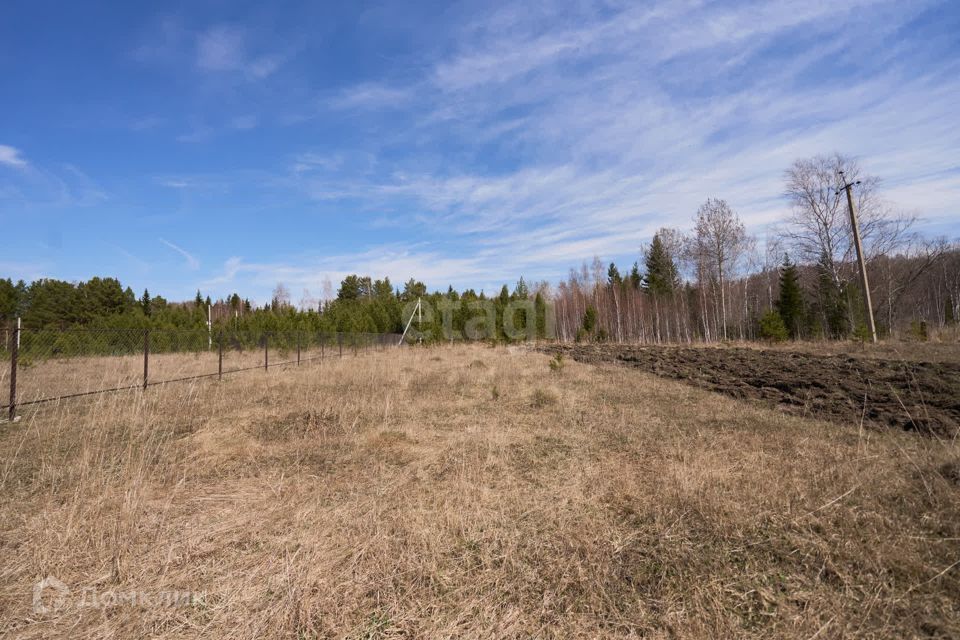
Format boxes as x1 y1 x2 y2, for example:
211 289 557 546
542 344 960 437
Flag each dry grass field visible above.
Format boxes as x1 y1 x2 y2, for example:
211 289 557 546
1 344 959 638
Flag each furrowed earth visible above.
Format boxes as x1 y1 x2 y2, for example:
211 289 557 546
541 343 960 437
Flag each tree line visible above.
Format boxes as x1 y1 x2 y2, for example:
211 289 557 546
0 271 551 343
554 153 958 343
2 153 957 345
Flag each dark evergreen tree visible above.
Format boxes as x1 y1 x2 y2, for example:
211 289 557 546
607 263 622 287
582 305 597 334
629 262 642 290
337 275 363 301
775 255 804 339
401 278 427 301
513 277 529 299
759 310 788 341
140 289 152 317
643 233 680 296
534 291 547 338
0 278 19 322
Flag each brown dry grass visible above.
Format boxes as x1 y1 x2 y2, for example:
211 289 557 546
1 344 959 638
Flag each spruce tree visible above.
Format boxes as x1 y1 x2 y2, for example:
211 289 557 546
629 262 642 290
578 305 597 342
775 255 804 339
643 233 680 296
607 263 622 287
140 289 152 317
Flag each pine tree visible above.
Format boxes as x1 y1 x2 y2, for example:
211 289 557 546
775 255 804 339
759 310 788 341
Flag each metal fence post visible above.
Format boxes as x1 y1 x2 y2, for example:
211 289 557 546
218 331 223 381
264 333 269 371
321 334 325 361
297 331 301 366
143 328 150 389
338 333 342 359
8 319 19 421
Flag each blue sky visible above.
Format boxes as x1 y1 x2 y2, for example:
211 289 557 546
2 0 958 304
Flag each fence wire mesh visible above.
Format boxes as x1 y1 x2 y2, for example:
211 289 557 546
2 326 401 416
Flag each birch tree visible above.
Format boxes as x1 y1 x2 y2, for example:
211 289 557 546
694 198 748 340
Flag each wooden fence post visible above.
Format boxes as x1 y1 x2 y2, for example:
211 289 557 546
143 328 149 389
8 320 19 421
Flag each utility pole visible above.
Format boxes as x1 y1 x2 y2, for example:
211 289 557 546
837 171 877 343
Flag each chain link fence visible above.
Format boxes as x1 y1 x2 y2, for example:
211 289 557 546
1 325 401 419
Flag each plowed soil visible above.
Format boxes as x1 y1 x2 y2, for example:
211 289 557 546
541 343 960 436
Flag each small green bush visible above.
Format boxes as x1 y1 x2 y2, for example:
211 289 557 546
759 310 788 341
548 353 565 373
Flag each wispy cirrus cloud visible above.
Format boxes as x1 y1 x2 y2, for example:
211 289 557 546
297 0 958 290
328 83 413 110
194 24 287 80
159 238 200 270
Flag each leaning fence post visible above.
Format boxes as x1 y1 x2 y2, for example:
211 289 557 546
264 333 269 371
218 331 223 381
143 328 150 389
8 319 19 421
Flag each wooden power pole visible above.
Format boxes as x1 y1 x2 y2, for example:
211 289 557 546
837 171 877 343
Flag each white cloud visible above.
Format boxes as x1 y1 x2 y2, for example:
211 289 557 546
230 115 258 130
160 238 200 270
248 55 283 79
329 83 412 110
196 25 246 71
0 145 29 169
193 24 285 80
119 1 958 293
302 0 955 289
